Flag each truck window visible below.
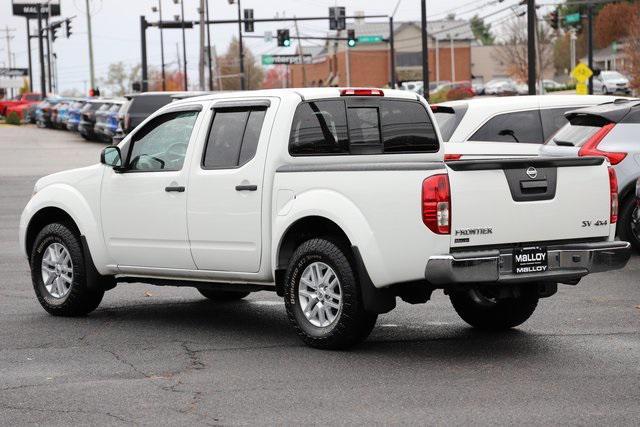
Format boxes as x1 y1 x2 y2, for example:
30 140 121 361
380 100 438 152
128 111 198 172
347 107 381 154
202 108 267 169
289 100 349 155
540 107 575 141
470 110 544 143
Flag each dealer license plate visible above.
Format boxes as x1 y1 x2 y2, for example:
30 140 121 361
513 246 548 274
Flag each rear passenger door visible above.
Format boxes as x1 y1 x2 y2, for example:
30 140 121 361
187 99 274 272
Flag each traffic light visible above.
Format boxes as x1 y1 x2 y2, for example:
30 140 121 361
89 87 101 97
65 19 72 38
277 29 290 47
244 9 254 32
347 29 356 48
329 6 346 30
549 10 559 30
51 25 59 42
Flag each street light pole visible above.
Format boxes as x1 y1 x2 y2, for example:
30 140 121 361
37 10 46 96
179 0 188 90
85 0 95 91
527 0 536 95
420 0 429 100
449 34 455 82
587 4 594 94
205 0 213 90
26 18 33 91
236 0 245 90
158 0 166 91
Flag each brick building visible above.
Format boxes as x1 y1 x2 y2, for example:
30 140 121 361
288 19 474 88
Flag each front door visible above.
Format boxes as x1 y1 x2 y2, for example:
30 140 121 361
101 108 202 269
187 100 273 272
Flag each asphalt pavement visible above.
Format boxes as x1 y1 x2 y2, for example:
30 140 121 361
1 123 639 425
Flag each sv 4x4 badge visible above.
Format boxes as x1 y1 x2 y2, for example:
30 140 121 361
582 219 609 227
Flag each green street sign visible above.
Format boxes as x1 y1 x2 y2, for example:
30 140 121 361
565 12 581 24
261 54 312 66
357 35 384 44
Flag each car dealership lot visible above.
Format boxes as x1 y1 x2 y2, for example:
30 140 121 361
1 125 639 424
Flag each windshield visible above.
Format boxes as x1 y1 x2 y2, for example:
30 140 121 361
432 104 468 142
601 71 625 81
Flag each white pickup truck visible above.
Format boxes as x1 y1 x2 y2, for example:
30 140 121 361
20 88 631 349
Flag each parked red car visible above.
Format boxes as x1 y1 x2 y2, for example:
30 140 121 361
5 103 33 121
0 93 42 116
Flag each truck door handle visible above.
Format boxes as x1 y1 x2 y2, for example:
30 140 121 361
165 186 185 192
235 184 257 191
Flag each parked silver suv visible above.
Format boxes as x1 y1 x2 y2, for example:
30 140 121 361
545 99 640 250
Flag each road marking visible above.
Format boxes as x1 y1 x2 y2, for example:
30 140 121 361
250 300 284 306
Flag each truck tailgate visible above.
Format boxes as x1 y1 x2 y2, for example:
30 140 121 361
447 157 613 248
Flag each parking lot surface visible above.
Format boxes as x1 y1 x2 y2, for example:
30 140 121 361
1 124 639 425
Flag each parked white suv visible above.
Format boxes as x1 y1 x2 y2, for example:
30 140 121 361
20 88 631 349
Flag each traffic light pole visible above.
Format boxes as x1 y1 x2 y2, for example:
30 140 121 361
140 16 149 92
389 16 396 89
236 0 245 90
527 0 536 95
26 18 33 92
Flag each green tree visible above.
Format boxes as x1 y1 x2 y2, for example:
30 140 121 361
470 15 494 45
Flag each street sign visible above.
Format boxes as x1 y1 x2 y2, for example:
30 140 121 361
357 35 384 44
571 62 593 83
0 68 29 77
564 12 581 24
12 0 60 17
576 83 588 95
262 54 312 66
264 31 273 43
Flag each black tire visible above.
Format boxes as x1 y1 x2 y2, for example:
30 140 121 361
450 286 538 330
198 288 250 301
284 238 377 350
30 222 104 316
617 198 640 253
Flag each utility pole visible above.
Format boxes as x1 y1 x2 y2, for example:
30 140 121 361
527 0 536 95
389 16 396 88
2 26 16 97
294 17 307 87
420 0 429 100
158 0 166 91
569 29 577 73
198 0 205 90
205 0 213 91
449 34 455 82
85 0 95 91
26 19 33 91
587 4 594 94
37 10 46 97
180 0 188 90
235 0 245 90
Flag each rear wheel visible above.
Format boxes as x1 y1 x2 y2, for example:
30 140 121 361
618 199 640 253
30 222 104 316
284 238 377 350
198 288 250 301
450 286 538 330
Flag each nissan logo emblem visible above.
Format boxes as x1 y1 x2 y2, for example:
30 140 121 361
526 167 538 179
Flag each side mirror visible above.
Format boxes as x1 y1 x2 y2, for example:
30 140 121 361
100 146 122 168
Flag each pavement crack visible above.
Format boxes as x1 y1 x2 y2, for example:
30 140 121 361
0 403 132 424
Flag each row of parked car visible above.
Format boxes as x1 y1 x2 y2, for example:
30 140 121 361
4 91 204 143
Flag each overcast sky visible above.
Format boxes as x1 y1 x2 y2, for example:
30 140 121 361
1 0 558 94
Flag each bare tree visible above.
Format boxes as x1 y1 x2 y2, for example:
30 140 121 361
623 12 640 93
101 62 141 96
493 18 555 82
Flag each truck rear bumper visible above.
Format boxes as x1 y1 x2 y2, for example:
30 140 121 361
426 241 631 286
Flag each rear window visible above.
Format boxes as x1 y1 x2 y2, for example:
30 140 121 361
432 104 468 142
289 98 438 155
470 109 544 144
130 95 173 115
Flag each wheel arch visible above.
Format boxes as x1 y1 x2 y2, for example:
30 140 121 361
25 206 80 256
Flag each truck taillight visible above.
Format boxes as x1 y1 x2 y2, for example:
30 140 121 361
422 174 451 234
578 123 626 165
609 167 618 224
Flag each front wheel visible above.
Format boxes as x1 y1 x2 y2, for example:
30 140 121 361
284 238 377 350
450 286 538 330
30 222 104 316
